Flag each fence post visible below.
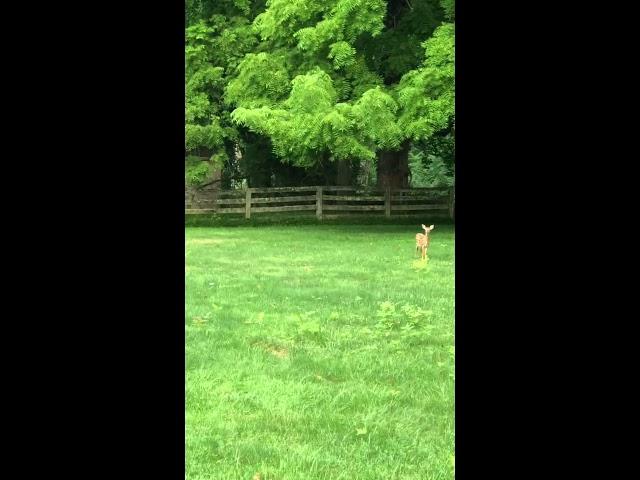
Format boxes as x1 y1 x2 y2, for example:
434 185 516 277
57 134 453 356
245 188 252 219
316 186 323 220
385 187 391 218
448 185 455 220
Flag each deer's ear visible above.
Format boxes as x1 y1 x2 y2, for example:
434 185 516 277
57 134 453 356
429 225 434 230
421 224 427 229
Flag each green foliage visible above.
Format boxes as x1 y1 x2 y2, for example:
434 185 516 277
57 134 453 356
409 149 454 187
409 125 455 187
185 123 225 151
254 0 386 49
233 69 362 164
224 52 291 108
232 68 409 165
185 150 227 187
375 301 435 338
187 0 455 187
328 41 356 69
185 156 214 186
408 150 430 187
359 0 445 84
186 0 257 25
185 22 227 158
350 87 403 149
227 5 454 175
343 56 384 98
287 67 338 111
423 129 455 166
186 163 212 187
440 0 455 20
397 23 455 142
185 7 262 167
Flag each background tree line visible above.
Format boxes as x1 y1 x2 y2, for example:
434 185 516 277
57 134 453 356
185 0 454 190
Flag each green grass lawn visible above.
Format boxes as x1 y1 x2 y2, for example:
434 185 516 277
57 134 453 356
186 224 455 480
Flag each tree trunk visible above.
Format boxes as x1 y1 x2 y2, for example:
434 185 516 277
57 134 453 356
376 140 411 189
336 159 354 186
242 136 273 188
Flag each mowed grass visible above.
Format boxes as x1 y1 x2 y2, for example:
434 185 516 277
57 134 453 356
186 224 454 480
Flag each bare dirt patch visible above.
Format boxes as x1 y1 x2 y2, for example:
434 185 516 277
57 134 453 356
252 341 289 359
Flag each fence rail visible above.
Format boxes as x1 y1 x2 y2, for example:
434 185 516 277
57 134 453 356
185 185 454 219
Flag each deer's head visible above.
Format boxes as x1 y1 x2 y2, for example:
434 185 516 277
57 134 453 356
422 224 434 234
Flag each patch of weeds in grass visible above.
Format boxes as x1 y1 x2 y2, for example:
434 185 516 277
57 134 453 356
376 301 399 330
375 301 435 341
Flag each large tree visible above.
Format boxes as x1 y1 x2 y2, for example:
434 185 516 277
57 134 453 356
185 0 455 189
185 0 268 188
226 0 455 188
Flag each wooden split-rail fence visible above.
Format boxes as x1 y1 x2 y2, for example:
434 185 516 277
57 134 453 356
185 185 454 220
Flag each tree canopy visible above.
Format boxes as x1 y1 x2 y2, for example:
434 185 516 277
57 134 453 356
186 0 455 188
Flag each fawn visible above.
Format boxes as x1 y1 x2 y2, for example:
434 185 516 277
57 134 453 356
415 224 434 260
